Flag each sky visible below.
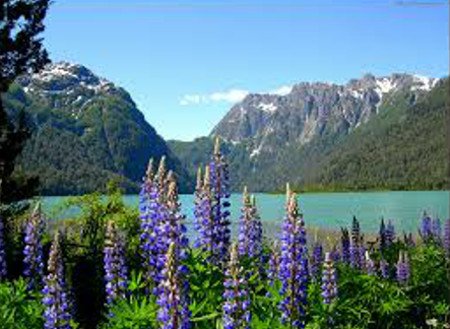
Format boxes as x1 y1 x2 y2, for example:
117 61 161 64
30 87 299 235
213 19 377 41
42 0 449 141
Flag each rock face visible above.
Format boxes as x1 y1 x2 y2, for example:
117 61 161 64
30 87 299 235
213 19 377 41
5 62 191 195
169 73 445 192
211 73 438 158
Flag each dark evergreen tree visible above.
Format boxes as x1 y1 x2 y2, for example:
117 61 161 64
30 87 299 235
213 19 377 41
0 0 50 203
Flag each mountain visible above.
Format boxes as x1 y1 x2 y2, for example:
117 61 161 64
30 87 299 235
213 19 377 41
4 62 191 195
169 73 448 192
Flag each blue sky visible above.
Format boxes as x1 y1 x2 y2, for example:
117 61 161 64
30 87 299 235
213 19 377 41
43 1 449 141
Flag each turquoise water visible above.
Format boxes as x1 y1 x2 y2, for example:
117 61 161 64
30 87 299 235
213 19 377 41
41 191 449 234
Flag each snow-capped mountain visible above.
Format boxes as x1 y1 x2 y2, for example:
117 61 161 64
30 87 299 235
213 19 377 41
6 62 191 194
211 73 439 158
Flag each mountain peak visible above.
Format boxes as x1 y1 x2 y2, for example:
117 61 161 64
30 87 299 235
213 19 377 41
18 61 114 95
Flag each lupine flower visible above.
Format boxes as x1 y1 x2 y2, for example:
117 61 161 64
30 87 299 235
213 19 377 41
310 242 323 280
42 232 72 329
329 245 340 263
140 157 169 289
157 242 190 329
23 203 45 289
340 228 350 264
386 220 396 246
365 251 375 276
104 220 128 307
196 137 231 266
267 242 280 288
349 217 361 269
194 165 214 254
223 243 250 329
379 218 386 251
358 237 366 270
279 191 308 328
209 137 231 265
379 257 389 279
238 187 263 259
0 215 6 280
396 251 410 285
444 219 450 257
432 217 442 241
420 214 433 242
321 252 337 305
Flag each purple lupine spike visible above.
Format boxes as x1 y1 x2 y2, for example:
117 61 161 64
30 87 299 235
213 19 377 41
23 203 45 290
340 228 350 264
396 251 410 285
432 217 442 241
329 245 341 263
385 220 396 246
249 195 263 259
279 191 308 328
194 165 214 254
267 242 280 288
42 232 72 329
157 242 190 329
0 215 7 279
104 220 128 308
365 251 375 276
321 252 337 305
310 242 323 280
160 179 189 266
209 137 231 265
358 237 366 271
349 240 360 269
379 257 389 279
379 218 386 251
223 243 250 329
444 219 450 257
420 214 433 242
238 188 263 259
140 157 171 290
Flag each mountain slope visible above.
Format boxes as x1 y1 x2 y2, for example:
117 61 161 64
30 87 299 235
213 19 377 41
4 62 191 195
169 74 447 192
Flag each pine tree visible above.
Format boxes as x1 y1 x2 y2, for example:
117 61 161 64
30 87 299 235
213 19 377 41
0 0 50 203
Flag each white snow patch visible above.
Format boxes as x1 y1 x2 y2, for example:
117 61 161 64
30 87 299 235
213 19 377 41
249 147 261 159
376 78 396 94
350 89 364 99
257 102 277 113
411 75 437 91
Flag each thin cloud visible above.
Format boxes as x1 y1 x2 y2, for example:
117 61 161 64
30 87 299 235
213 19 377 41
179 84 293 106
179 89 249 106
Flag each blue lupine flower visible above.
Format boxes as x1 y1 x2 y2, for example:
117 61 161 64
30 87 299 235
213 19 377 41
104 220 128 308
396 251 410 285
329 245 340 263
157 242 190 329
358 239 366 270
140 157 169 290
385 220 396 246
223 244 250 329
209 137 231 265
321 252 337 305
42 232 72 329
238 187 263 259
195 137 231 266
444 219 450 257
379 257 389 279
310 242 323 280
420 214 433 242
23 203 45 290
267 242 280 288
432 217 441 241
340 228 350 264
0 215 6 280
279 191 308 328
349 240 360 269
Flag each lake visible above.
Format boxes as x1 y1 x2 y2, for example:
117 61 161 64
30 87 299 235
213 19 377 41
41 190 449 234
